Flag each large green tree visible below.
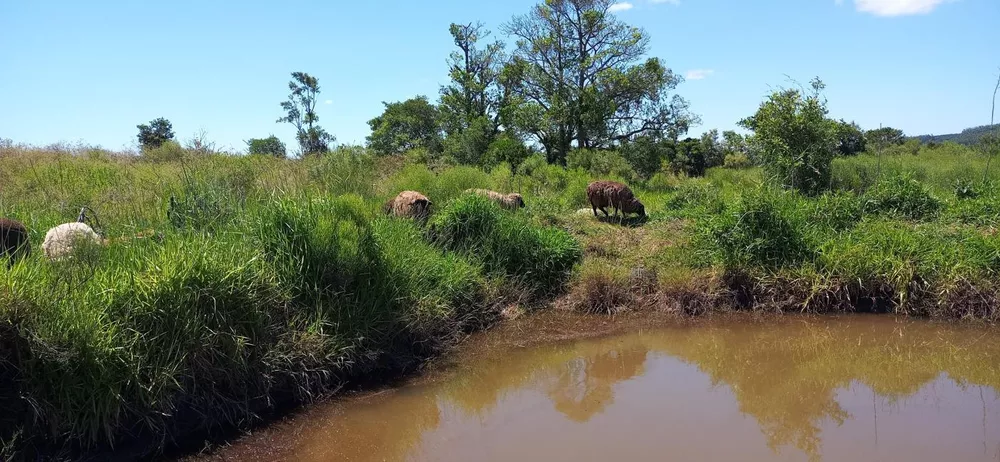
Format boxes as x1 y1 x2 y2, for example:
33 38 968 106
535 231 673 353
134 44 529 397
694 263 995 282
501 0 694 164
277 72 334 156
739 78 836 195
366 96 443 155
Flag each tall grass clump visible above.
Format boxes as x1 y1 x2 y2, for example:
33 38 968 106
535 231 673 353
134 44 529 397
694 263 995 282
695 187 814 269
430 194 582 295
862 174 941 221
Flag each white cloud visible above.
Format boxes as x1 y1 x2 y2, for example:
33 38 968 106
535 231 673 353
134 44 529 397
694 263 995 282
324 99 333 105
608 2 633 12
685 69 714 80
853 0 951 16
651 0 680 5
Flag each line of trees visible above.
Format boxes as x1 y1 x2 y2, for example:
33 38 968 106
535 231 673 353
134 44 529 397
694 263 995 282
365 0 697 168
131 0 937 184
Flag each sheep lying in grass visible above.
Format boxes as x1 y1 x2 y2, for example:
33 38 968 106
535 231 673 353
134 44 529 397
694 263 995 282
466 189 526 210
42 222 103 261
586 180 646 222
41 208 105 261
1 218 30 267
384 191 433 221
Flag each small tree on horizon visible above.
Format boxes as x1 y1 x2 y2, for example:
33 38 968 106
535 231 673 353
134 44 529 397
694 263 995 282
136 117 175 150
246 135 287 158
277 72 335 156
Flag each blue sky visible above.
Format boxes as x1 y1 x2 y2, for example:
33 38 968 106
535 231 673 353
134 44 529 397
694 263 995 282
1 0 997 152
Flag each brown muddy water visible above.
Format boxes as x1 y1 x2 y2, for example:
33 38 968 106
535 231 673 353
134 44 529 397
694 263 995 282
194 313 1000 462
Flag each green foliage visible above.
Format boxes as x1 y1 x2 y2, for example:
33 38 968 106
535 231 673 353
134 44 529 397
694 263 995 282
669 137 708 177
739 78 836 195
484 132 531 169
696 187 813 268
439 22 506 143
442 116 493 165
724 153 753 169
367 96 443 156
502 0 694 163
865 126 905 151
834 120 866 156
141 140 185 163
246 135 287 158
305 146 379 197
620 135 673 179
862 174 941 220
277 72 335 156
136 117 175 150
566 148 637 182
430 194 582 293
700 129 725 169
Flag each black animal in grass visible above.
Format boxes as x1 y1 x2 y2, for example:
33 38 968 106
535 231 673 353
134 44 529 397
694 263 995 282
0 217 30 267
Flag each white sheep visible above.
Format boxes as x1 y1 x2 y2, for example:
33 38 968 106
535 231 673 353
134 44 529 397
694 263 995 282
41 222 104 261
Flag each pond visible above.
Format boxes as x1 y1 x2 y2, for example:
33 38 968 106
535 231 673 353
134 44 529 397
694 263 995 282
198 314 1000 461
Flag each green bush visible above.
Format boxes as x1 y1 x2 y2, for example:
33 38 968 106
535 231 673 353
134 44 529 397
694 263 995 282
141 140 186 163
566 148 637 182
862 174 941 220
430 194 582 293
723 153 753 169
696 188 813 268
484 133 531 170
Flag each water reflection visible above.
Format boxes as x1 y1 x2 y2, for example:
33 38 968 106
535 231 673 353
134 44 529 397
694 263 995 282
205 316 1000 462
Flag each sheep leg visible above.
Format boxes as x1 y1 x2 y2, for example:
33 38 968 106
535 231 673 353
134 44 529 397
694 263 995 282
592 202 599 217
600 207 610 217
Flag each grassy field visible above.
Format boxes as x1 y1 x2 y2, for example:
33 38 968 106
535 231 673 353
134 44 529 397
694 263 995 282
2 139 1000 458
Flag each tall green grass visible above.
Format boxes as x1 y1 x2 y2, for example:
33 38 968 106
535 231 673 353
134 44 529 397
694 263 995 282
0 146 583 458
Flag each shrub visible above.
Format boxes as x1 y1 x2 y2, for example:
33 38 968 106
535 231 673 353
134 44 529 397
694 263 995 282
862 174 941 220
696 188 813 268
430 194 582 294
809 191 863 232
620 136 672 179
484 133 530 171
665 181 723 214
723 153 753 169
566 148 637 182
141 140 185 163
738 78 836 195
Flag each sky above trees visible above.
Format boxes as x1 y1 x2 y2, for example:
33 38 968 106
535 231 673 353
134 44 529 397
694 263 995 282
1 0 997 151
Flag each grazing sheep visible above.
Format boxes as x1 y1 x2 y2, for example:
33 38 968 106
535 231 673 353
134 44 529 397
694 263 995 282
586 180 646 222
384 191 433 221
0 218 30 267
466 189 526 210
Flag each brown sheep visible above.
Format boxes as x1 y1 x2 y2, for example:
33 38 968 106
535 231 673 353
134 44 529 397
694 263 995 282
1 218 30 267
586 180 645 222
466 189 526 210
384 191 433 221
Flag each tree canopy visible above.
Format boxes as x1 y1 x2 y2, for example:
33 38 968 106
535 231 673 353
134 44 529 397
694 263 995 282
366 96 443 156
501 0 695 164
277 72 334 156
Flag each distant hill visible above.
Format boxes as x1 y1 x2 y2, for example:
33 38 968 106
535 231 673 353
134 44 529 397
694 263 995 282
913 124 1000 146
